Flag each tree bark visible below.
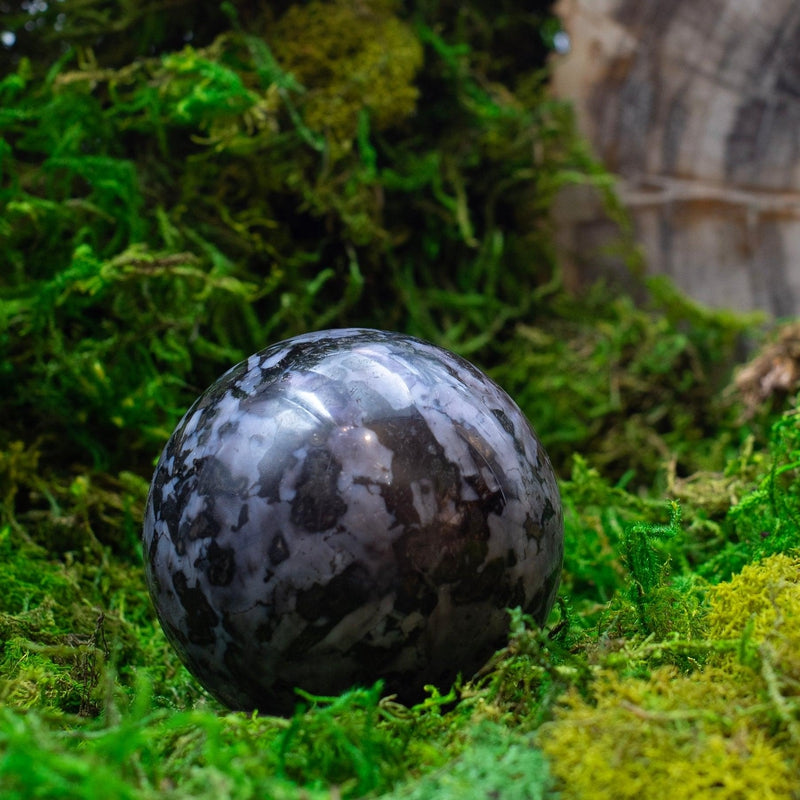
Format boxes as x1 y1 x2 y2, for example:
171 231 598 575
552 0 800 316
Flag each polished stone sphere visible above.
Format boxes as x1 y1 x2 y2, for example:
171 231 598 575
143 329 563 714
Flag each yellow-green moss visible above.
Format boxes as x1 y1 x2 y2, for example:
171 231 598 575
539 554 800 800
707 552 800 649
538 666 793 800
269 0 423 158
707 552 800 745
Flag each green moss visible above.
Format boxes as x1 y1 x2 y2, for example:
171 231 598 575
383 722 555 800
492 279 759 484
2 1 800 797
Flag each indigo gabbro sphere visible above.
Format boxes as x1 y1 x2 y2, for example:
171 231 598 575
143 328 563 714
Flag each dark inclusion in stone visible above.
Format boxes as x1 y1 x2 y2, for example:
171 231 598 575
195 539 236 587
268 533 290 565
142 328 564 716
171 571 219 645
290 448 348 532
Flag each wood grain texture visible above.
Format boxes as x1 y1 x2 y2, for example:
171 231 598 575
552 0 800 315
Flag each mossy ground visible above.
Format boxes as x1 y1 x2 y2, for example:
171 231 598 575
1 2 799 798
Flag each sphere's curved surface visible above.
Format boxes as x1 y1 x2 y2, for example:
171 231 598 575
143 329 563 714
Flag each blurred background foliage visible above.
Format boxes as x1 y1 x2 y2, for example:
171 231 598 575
1 1 799 797
0 0 758 482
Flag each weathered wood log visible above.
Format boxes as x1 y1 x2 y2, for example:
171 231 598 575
552 0 800 316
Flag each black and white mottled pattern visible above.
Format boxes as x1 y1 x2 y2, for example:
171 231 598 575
143 329 563 714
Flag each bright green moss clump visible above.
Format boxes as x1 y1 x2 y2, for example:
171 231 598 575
385 722 555 800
